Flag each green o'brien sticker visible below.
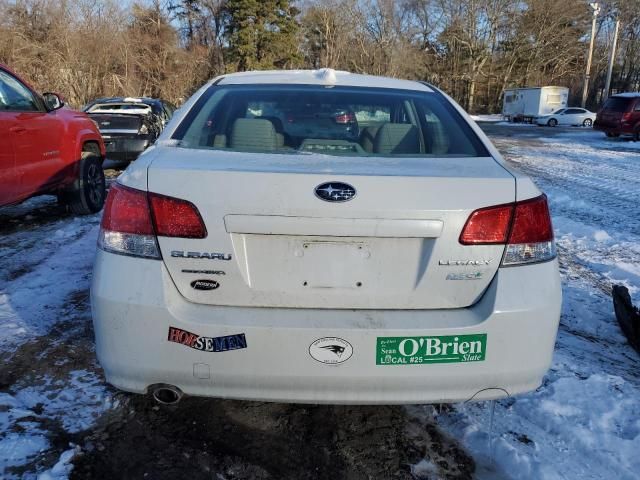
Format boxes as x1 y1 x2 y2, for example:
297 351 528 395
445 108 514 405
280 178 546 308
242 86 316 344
376 334 487 365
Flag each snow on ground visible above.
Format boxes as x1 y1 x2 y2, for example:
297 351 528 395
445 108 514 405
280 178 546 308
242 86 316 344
0 195 117 480
1 131 639 478
470 114 504 122
36 447 80 480
409 128 640 479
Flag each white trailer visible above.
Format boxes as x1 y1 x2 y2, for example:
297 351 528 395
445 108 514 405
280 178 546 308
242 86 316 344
502 87 569 122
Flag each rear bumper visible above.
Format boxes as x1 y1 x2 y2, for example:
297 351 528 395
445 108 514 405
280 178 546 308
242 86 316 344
594 120 633 135
102 135 149 160
91 251 562 404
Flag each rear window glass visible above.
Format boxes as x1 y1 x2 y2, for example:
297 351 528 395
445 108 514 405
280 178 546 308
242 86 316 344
603 97 633 112
173 85 488 157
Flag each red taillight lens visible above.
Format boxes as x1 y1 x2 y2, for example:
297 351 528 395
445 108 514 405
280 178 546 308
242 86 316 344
459 195 553 245
99 183 207 259
101 183 154 235
508 195 553 244
149 193 207 239
459 195 556 266
334 112 356 124
622 112 632 122
459 204 514 245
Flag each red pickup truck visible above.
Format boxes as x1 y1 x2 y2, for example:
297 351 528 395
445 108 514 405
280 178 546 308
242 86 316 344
0 64 106 214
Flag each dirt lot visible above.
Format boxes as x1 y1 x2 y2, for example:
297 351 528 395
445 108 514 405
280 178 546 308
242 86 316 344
0 167 475 480
1 125 639 479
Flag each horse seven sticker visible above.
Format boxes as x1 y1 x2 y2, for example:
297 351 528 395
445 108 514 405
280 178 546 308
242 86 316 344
376 334 487 365
168 327 247 353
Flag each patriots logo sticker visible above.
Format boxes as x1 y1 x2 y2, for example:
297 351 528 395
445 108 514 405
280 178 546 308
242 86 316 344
309 337 353 365
319 344 346 357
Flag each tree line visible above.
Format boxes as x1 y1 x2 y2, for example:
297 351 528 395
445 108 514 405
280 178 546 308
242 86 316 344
1 0 638 112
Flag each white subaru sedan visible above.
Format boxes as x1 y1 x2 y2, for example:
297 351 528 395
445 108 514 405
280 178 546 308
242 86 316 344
91 69 561 405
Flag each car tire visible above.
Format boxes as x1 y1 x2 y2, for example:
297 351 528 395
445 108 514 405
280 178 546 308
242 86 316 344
583 118 593 127
548 118 558 127
65 150 106 214
606 132 619 138
634 128 640 142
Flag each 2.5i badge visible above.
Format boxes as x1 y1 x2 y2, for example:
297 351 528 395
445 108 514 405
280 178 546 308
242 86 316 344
376 334 487 365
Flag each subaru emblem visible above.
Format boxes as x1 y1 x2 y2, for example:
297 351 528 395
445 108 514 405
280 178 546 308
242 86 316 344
314 182 356 202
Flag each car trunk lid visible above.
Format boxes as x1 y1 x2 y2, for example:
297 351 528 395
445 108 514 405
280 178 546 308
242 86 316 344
147 147 515 309
87 113 144 135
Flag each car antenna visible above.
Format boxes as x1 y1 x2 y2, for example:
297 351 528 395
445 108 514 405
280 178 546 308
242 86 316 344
315 68 337 85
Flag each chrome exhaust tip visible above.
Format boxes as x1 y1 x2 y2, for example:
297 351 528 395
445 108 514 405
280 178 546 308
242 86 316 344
151 384 183 405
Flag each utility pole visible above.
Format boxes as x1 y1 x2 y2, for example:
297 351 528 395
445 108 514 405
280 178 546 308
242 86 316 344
582 2 601 108
604 19 621 101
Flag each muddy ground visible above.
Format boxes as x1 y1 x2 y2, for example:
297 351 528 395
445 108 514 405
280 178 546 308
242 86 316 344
5 125 637 479
0 165 476 480
2 308 475 480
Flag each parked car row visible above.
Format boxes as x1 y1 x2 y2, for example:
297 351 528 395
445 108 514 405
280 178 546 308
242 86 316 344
0 63 174 214
534 93 640 140
533 93 640 139
499 85 640 138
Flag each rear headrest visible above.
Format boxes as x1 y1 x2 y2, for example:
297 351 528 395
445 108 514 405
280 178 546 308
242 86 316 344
426 119 450 155
360 126 381 153
230 118 278 151
258 116 284 133
374 124 420 154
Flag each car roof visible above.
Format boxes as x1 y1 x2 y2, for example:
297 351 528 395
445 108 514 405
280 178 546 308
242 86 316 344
89 97 164 106
214 69 433 92
611 93 640 98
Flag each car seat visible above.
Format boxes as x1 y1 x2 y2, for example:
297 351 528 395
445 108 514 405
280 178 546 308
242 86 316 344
373 124 420 154
229 118 279 151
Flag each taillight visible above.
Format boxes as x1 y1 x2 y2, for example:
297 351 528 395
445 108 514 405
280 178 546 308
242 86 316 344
334 112 356 124
149 193 207 238
459 204 513 245
98 183 206 259
99 183 159 258
459 195 556 266
622 112 632 122
508 196 553 244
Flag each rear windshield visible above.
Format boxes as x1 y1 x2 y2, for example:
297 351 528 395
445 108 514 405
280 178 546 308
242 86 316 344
172 85 488 157
603 97 634 112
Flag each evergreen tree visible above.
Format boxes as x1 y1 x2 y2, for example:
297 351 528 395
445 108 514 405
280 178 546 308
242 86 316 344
225 0 302 71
